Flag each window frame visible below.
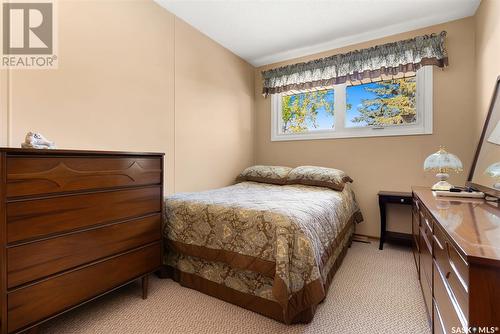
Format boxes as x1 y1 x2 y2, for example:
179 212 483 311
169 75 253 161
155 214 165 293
270 66 433 141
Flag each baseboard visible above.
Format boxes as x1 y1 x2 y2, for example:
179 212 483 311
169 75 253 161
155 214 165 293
354 233 379 241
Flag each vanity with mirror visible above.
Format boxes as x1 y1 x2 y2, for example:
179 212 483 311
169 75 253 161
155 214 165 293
469 76 500 197
411 77 500 333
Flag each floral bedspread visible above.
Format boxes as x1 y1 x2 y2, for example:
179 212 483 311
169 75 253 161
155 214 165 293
164 181 362 321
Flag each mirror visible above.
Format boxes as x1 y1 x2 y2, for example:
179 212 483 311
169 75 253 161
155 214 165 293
468 76 500 197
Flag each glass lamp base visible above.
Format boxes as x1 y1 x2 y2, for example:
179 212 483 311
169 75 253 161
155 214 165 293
431 180 453 191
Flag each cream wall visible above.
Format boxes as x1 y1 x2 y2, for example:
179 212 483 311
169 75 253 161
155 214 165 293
174 19 254 192
0 0 254 195
475 0 500 139
254 18 476 237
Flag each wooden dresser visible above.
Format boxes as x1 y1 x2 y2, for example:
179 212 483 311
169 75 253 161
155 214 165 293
0 148 164 333
412 187 500 333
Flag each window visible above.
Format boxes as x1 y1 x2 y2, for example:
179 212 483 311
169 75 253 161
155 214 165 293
271 66 432 141
280 89 335 134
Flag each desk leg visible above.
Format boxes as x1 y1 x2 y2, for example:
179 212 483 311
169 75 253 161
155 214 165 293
379 200 386 250
142 275 149 300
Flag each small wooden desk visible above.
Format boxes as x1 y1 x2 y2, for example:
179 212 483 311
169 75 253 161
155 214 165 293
378 191 413 250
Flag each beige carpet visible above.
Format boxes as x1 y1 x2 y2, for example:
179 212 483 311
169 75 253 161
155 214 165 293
41 241 430 334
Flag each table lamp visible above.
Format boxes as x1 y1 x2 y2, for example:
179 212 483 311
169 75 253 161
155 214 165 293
424 147 463 191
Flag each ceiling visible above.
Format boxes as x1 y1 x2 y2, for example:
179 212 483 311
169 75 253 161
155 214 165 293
155 0 480 67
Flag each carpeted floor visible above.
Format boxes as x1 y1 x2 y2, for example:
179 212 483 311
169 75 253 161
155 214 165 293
41 241 430 334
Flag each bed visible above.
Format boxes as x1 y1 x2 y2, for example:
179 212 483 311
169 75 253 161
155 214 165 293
162 173 363 324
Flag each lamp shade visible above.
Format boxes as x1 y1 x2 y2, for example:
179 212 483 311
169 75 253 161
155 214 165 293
423 147 463 173
485 162 500 190
485 162 500 178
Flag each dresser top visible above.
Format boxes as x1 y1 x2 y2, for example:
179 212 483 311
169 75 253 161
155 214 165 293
0 147 164 156
413 186 500 266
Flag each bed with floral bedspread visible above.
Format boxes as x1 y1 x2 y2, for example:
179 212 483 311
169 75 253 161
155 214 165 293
163 181 363 323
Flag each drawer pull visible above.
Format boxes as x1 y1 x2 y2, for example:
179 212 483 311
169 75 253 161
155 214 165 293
421 227 432 253
446 243 469 293
434 301 447 334
445 271 451 279
450 260 469 293
433 234 444 250
425 218 432 232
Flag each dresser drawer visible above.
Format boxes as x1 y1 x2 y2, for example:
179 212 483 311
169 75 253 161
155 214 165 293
383 195 412 205
412 235 420 274
7 156 162 198
420 233 432 284
420 268 432 320
434 224 468 285
7 187 161 243
7 243 160 333
7 214 161 288
418 208 433 320
433 224 469 320
434 298 447 334
412 208 420 235
420 217 433 255
411 199 421 275
433 260 467 333
433 223 448 272
447 241 469 288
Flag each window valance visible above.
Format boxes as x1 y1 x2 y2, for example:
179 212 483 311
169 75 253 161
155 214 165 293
261 31 448 96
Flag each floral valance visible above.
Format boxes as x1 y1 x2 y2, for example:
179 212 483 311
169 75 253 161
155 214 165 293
261 31 448 96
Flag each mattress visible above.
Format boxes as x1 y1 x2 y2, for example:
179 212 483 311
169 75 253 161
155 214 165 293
163 181 363 323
